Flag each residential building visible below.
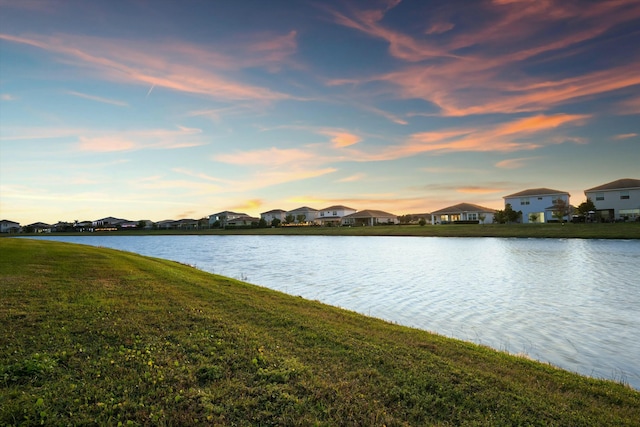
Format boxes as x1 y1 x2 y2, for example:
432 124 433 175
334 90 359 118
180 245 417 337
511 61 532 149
209 211 246 228
226 215 260 227
584 178 640 221
317 205 356 226
286 206 319 224
26 222 52 233
260 209 287 225
92 217 128 228
342 210 398 226
430 203 496 224
503 188 570 223
0 219 20 233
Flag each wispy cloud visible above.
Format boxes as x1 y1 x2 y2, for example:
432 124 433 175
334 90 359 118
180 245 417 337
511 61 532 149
336 173 366 183
67 91 128 107
1 93 17 101
76 126 206 152
325 1 640 117
0 32 295 103
612 133 638 140
495 157 541 169
318 129 362 148
214 147 316 166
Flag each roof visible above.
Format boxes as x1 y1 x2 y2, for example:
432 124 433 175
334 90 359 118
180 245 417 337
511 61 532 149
320 205 355 211
431 203 496 215
210 211 246 216
584 178 640 192
343 209 397 219
503 188 569 198
288 206 318 212
261 209 287 215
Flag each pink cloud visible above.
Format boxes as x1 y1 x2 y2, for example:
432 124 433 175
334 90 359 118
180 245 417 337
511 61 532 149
612 133 638 140
67 91 128 107
495 157 540 169
319 130 362 148
214 147 316 166
0 32 294 103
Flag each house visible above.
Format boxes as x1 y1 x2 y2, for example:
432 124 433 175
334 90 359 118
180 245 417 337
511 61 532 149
173 219 199 229
0 219 20 233
226 215 260 227
92 217 128 228
317 205 357 226
503 188 570 223
286 206 319 224
260 209 287 225
584 178 640 221
156 219 177 229
342 210 398 226
209 211 246 228
430 203 496 224
26 222 52 233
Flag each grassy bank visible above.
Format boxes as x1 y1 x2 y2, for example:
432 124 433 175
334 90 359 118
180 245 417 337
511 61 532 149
1 239 638 426
16 222 640 239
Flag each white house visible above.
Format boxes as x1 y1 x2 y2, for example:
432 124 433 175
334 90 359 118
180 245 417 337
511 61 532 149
342 210 398 226
286 206 319 224
209 211 246 228
584 178 640 221
226 215 260 227
430 203 496 224
0 219 20 233
260 209 287 225
317 205 357 225
503 188 570 223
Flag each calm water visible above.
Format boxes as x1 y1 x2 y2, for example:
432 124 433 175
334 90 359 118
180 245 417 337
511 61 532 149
27 235 640 388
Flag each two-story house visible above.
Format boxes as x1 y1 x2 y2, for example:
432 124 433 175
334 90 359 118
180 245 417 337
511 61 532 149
503 188 570 223
584 178 640 221
317 205 357 226
209 211 246 228
260 209 287 225
286 206 319 224
0 219 20 233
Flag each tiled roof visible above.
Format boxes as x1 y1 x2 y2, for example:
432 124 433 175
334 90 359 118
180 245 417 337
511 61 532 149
584 178 640 192
320 205 355 211
288 206 318 212
343 210 396 218
503 188 569 198
261 209 287 214
431 203 496 215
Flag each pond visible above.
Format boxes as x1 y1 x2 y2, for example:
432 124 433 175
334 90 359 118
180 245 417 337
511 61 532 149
26 235 640 389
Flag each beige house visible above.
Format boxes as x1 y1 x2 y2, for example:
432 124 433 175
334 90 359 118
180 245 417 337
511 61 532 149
342 210 398 226
431 203 496 224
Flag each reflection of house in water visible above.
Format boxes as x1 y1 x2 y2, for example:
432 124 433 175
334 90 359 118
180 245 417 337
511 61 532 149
585 178 640 221
503 188 570 223
430 203 496 224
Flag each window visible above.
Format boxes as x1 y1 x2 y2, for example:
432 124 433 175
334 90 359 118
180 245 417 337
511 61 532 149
333 211 337 215
520 198 530 205
467 213 478 220
620 190 630 200
596 192 604 201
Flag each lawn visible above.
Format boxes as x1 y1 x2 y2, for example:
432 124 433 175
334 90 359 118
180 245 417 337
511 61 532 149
1 238 639 426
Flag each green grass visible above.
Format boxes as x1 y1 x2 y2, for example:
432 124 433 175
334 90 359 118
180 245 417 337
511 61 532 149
18 222 640 239
1 239 639 426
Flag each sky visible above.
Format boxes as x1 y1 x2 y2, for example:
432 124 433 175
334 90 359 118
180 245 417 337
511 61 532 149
1 0 639 225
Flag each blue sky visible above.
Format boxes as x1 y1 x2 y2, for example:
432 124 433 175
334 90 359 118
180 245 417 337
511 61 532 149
1 0 639 224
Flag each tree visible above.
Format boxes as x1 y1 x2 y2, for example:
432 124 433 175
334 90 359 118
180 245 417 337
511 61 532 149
271 218 281 227
296 214 306 224
418 218 427 226
137 220 147 229
494 204 522 224
478 213 486 225
529 213 538 223
258 218 268 228
285 215 294 224
577 198 596 216
552 199 572 223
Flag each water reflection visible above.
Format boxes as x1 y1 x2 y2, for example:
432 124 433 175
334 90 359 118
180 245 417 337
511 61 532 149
27 235 640 388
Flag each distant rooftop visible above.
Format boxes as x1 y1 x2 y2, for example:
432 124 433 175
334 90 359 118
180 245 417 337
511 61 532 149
585 178 640 192
431 203 496 214
504 188 569 198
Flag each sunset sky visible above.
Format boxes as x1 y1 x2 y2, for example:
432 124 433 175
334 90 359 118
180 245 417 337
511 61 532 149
1 0 639 225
